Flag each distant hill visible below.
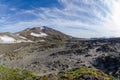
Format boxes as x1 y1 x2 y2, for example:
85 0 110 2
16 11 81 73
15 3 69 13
0 26 70 43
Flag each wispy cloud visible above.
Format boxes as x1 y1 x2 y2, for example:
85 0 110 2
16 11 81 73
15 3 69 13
0 0 120 38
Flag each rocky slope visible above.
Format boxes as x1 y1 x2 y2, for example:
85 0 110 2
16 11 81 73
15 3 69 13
0 27 119 79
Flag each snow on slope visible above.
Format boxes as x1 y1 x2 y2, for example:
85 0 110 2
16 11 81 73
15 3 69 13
0 35 15 43
16 34 27 39
40 26 45 30
0 34 34 44
30 32 48 37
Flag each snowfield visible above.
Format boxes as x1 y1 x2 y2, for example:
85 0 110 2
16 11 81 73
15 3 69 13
30 32 48 37
0 35 15 43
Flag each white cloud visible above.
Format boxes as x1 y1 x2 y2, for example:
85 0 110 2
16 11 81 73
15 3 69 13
1 0 120 38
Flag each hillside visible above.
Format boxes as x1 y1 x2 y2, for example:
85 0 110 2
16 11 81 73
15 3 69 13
0 27 119 79
0 65 115 80
0 26 70 43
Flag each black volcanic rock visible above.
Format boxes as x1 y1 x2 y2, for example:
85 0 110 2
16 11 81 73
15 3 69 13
94 55 120 77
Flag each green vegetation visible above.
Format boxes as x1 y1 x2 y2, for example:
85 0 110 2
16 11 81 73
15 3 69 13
0 66 116 80
40 67 116 80
57 67 114 80
0 65 39 80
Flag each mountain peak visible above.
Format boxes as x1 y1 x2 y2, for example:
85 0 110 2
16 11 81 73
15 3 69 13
17 26 70 41
30 26 45 30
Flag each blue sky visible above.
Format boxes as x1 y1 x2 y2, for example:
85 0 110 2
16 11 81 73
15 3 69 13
0 0 120 38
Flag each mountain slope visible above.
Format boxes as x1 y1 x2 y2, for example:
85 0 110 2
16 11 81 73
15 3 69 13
0 26 70 43
16 26 70 42
0 27 119 79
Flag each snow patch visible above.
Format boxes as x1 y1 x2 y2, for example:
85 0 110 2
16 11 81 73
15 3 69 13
19 36 27 39
30 32 48 37
16 34 27 39
40 40 45 42
40 26 45 30
0 35 15 43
